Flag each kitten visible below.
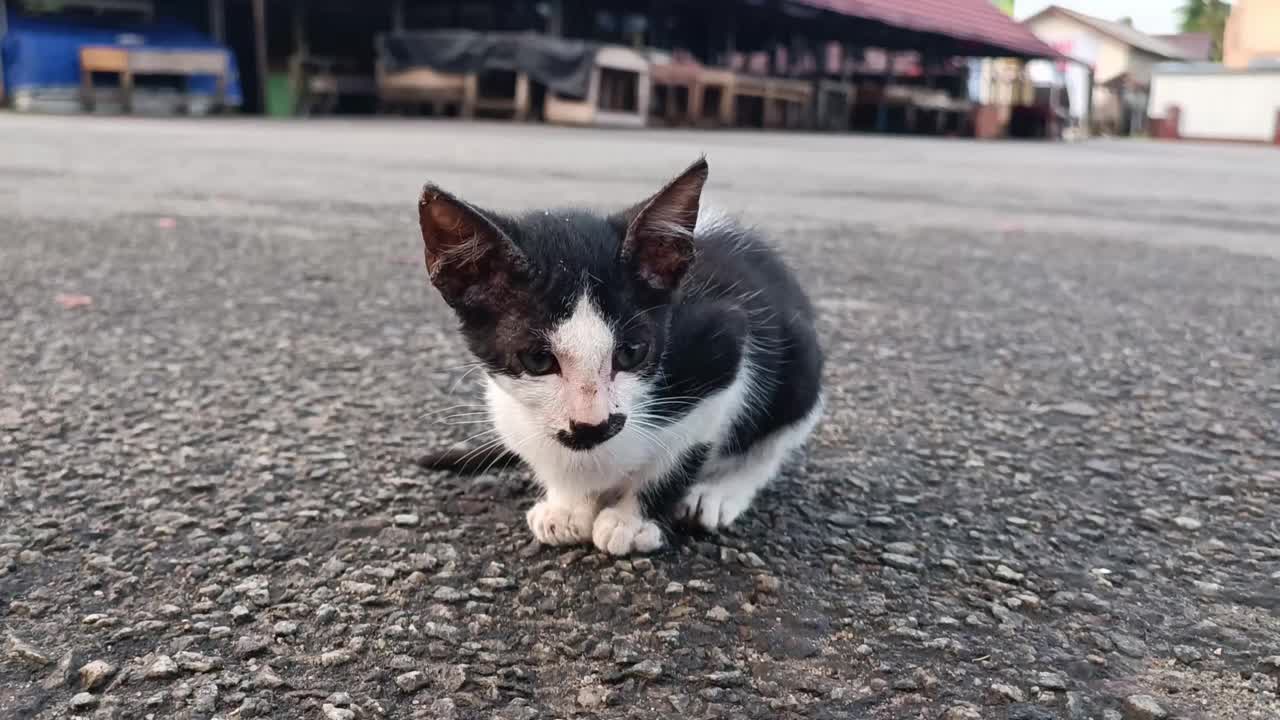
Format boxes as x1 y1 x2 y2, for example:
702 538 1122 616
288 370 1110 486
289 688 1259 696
418 158 823 555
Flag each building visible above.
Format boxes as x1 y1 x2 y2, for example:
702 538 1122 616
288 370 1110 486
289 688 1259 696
1149 63 1280 145
3 0 1067 139
1022 5 1192 135
1224 0 1280 70
1147 0 1280 146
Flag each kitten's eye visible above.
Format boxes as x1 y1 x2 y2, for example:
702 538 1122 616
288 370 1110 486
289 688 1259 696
613 341 650 372
517 349 558 376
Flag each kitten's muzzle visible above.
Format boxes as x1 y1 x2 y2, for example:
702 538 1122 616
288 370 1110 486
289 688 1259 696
556 414 627 451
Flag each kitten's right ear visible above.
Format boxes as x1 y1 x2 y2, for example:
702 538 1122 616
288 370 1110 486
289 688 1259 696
418 185 527 309
616 157 708 292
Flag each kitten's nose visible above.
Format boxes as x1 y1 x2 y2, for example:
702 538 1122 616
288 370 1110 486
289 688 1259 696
556 414 627 451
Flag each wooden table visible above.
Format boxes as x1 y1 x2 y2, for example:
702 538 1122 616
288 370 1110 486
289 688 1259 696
80 46 228 114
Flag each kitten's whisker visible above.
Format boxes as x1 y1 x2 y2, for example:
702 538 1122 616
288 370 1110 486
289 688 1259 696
625 423 677 469
627 415 685 457
447 363 488 395
617 304 666 333
447 437 506 465
480 427 547 476
434 412 493 424
629 396 704 410
475 432 531 476
442 426 505 453
631 417 695 453
417 402 488 421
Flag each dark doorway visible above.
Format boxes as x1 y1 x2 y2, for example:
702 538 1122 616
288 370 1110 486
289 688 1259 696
223 0 263 113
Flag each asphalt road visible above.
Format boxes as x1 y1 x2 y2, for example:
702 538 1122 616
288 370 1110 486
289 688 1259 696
2 115 1279 720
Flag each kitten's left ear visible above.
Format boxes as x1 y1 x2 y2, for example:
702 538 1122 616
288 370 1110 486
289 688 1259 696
418 185 527 311
616 157 708 291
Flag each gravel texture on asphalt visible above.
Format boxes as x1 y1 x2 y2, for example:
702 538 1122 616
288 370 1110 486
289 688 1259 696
2 115 1279 720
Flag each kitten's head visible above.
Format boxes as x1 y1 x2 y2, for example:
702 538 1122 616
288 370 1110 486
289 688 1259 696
419 158 708 451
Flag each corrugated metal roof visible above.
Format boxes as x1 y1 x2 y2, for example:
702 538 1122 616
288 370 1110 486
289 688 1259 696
1156 32 1214 61
800 0 1060 58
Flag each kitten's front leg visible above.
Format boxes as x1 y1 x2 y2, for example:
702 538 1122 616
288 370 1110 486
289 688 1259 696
592 492 664 556
591 445 712 555
527 486 599 546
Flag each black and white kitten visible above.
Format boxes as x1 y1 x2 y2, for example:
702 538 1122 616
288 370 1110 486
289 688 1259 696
418 158 823 556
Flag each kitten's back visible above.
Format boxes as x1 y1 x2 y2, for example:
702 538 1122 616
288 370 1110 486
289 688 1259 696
685 210 824 453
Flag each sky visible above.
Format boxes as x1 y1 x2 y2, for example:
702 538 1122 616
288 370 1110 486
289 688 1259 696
1014 0 1184 35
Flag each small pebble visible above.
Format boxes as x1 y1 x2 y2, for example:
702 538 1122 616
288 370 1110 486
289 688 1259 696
5 636 50 667
78 660 117 691
994 564 1026 583
144 655 178 680
706 606 731 623
233 635 270 657
321 649 354 667
396 670 428 693
433 587 465 603
884 542 916 555
754 574 780 594
941 704 982 720
626 659 663 680
1123 694 1168 720
880 553 921 571
1036 671 1068 691
322 704 355 720
988 683 1025 704
577 685 613 709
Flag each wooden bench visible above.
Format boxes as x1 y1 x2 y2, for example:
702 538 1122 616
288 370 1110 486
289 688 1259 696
376 61 529 120
80 46 228 114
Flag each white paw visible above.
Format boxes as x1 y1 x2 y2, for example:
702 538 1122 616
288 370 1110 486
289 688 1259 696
527 501 595 546
678 482 755 530
591 507 664 556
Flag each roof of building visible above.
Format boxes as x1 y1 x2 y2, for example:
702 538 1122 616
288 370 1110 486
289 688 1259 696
1155 60 1280 76
1155 32 1214 61
801 0 1060 59
1022 5 1194 60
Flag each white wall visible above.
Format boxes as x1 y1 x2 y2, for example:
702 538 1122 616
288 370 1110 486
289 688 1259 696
1151 70 1280 142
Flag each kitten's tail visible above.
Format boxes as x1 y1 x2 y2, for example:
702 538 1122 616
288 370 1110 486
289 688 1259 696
416 446 523 475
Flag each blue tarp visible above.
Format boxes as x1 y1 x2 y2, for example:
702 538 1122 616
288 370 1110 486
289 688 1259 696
2 13 242 105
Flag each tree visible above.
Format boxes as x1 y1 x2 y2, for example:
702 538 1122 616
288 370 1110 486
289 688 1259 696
1179 0 1232 61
